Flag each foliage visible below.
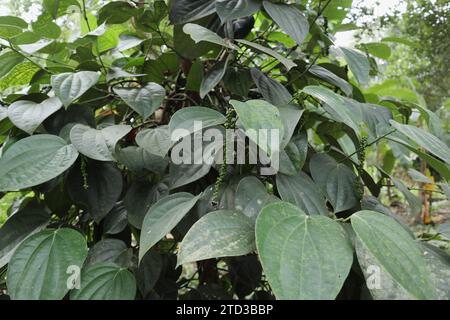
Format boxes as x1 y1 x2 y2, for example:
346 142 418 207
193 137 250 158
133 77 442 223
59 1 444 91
0 0 449 300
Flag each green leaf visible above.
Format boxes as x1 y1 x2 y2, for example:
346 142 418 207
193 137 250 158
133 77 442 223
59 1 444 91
183 23 237 49
116 146 168 175
169 0 216 25
178 210 256 266
98 1 136 24
276 172 328 216
103 203 128 235
71 263 136 300
0 106 7 121
115 83 165 120
69 124 132 161
279 131 308 174
200 59 228 98
256 202 353 299
250 68 292 106
390 120 450 164
0 51 24 79
0 134 79 192
230 99 284 156
302 85 362 135
362 42 391 60
139 192 201 261
234 176 279 221
279 105 303 148
169 107 226 140
216 0 261 22
337 46 370 84
308 64 352 96
0 208 50 268
67 161 123 222
7 228 88 300
309 153 359 213
7 97 63 134
136 125 172 158
236 39 297 71
0 16 27 38
351 210 437 299
263 1 309 45
137 250 163 297
84 239 130 268
0 62 40 91
391 177 422 215
51 71 100 107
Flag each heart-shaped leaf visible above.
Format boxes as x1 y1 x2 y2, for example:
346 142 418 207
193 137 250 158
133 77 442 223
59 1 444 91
114 83 165 120
136 125 172 157
216 0 261 22
7 228 88 300
256 201 353 299
177 210 256 266
51 71 100 107
0 134 79 191
8 97 63 134
70 124 132 161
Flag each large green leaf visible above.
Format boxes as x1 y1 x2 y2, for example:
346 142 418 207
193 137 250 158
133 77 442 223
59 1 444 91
84 239 130 268
169 107 226 140
263 1 309 45
310 153 358 213
276 172 328 216
236 39 297 71
302 85 362 135
7 97 63 134
216 0 261 22
71 263 136 300
351 210 437 299
114 83 165 120
183 23 237 49
0 208 50 268
51 71 100 107
231 99 284 156
234 176 279 221
139 192 201 261
390 120 450 164
279 131 308 174
177 210 256 265
337 47 370 84
250 68 292 106
116 146 168 175
137 250 163 297
67 161 123 222
70 124 132 161
169 0 216 24
0 134 79 191
256 202 353 299
7 228 88 300
136 125 171 158
0 106 9 121
308 64 352 96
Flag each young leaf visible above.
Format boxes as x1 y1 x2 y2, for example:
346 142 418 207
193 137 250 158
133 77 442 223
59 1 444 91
183 23 237 49
69 124 132 161
8 97 63 134
7 228 88 300
51 71 100 107
139 193 201 262
256 202 353 299
71 263 136 300
351 210 437 299
0 134 79 191
177 210 256 266
115 83 165 120
263 1 309 45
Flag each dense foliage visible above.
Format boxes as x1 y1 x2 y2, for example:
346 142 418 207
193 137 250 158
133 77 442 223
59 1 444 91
0 0 449 300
